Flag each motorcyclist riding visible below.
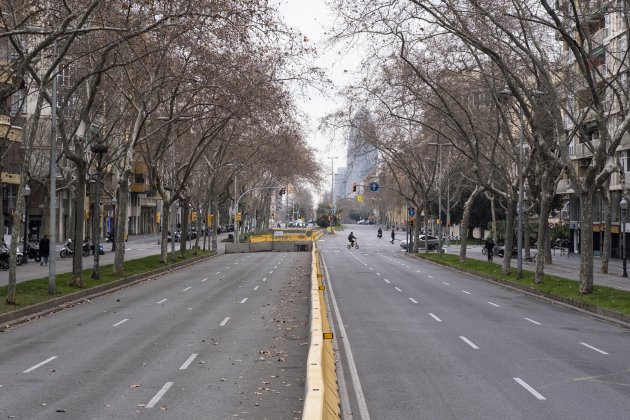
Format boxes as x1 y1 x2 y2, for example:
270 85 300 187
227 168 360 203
348 232 357 247
377 228 383 239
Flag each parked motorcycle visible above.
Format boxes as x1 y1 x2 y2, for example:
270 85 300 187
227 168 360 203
0 241 25 267
84 240 105 255
60 239 91 258
24 242 41 262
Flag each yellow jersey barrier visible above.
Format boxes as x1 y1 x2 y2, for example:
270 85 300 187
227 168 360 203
249 228 324 243
302 243 340 419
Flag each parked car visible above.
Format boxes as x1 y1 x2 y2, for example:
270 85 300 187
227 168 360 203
400 235 440 250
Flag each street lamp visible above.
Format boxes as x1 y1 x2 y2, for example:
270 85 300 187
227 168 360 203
22 184 30 264
621 196 627 277
90 142 109 280
111 197 117 252
428 142 453 252
328 156 338 234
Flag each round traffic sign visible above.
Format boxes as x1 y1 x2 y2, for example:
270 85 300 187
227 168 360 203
370 182 379 192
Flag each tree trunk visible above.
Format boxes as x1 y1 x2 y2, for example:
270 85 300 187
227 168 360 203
113 178 128 275
71 165 87 287
579 189 595 294
212 199 219 251
180 198 189 257
459 186 482 262
601 187 612 274
501 196 517 276
524 211 531 259
490 194 497 240
160 200 171 263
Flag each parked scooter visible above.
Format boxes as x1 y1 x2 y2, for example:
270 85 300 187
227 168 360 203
24 242 41 262
0 240 25 267
84 240 105 255
60 239 91 258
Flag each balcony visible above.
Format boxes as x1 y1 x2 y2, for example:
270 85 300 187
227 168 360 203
130 183 149 193
571 141 598 159
131 160 149 176
0 171 20 185
140 197 159 207
609 170 630 190
0 115 22 142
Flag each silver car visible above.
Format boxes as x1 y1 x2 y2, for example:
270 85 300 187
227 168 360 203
400 235 440 250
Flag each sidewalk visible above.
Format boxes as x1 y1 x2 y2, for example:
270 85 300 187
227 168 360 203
442 245 630 293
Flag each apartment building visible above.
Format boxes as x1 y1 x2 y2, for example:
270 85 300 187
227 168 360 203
555 0 630 256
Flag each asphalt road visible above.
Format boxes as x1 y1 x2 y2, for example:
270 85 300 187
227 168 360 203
320 225 630 420
0 250 310 419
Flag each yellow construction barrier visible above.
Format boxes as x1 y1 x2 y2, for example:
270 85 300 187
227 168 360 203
303 243 340 419
249 228 324 243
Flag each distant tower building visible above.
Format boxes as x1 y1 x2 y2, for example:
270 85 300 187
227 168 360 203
335 166 347 199
345 109 378 195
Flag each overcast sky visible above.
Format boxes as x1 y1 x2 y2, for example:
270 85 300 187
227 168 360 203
278 0 363 193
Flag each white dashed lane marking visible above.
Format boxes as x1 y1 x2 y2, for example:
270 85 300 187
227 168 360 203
201 278 208 282
23 356 57 374
462 290 471 295
113 319 129 327
442 282 450 286
394 287 402 292
459 336 479 349
580 342 608 355
514 378 546 400
157 299 168 304
179 353 198 370
409 298 418 304
146 382 174 408
253 285 259 291
488 302 500 307
182 287 191 292
240 298 248 304
429 313 442 322
220 317 230 326
524 318 541 325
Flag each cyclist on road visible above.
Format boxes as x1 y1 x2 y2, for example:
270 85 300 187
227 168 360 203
348 232 357 247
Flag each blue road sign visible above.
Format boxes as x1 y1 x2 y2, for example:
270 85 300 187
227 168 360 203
408 207 415 216
370 182 379 192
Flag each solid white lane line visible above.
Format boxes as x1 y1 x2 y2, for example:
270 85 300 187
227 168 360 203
182 287 191 292
409 298 418 304
157 299 168 304
514 378 546 400
488 301 501 307
240 298 248 304
321 250 371 420
23 356 57 373
113 319 129 327
201 278 208 282
442 282 450 286
384 279 391 284
580 342 608 355
146 382 174 408
459 336 479 349
253 285 259 291
524 318 541 325
394 287 402 292
179 354 198 370
220 317 230 326
429 313 442 322
462 290 471 295
262 277 267 282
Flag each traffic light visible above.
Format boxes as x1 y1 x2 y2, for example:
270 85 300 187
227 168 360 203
236 212 242 222
279 187 286 195
352 183 357 192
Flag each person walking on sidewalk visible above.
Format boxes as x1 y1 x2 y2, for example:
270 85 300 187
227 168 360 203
390 228 396 244
484 237 495 262
39 234 50 265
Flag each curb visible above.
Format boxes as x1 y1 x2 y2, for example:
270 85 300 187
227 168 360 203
0 252 217 329
408 252 630 330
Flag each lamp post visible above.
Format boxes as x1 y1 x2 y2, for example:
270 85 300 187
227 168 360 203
90 142 108 280
428 142 452 252
22 184 30 264
621 196 628 277
328 156 338 234
111 197 117 251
